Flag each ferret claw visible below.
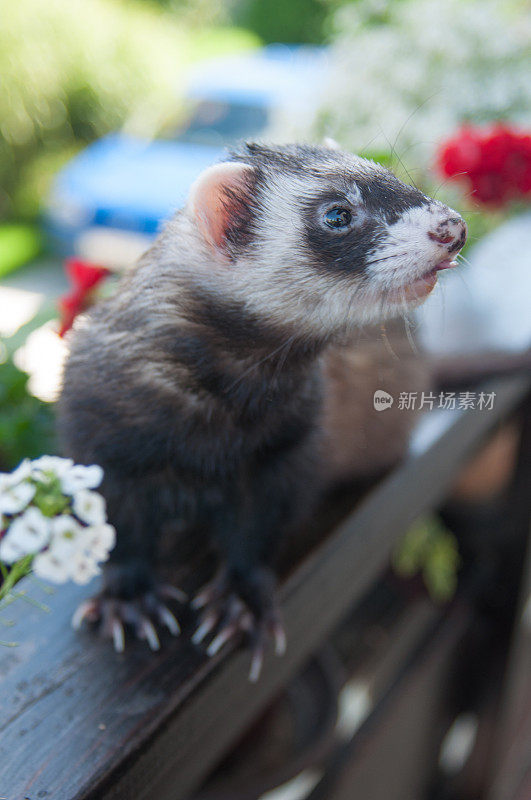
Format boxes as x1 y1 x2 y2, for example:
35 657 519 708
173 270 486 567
249 647 264 684
71 581 186 652
112 619 125 653
192 569 227 611
198 610 277 682
160 583 188 603
71 599 99 629
273 622 287 657
157 605 181 636
192 570 286 681
247 616 286 681
191 591 213 611
192 612 219 645
207 623 239 657
139 619 160 651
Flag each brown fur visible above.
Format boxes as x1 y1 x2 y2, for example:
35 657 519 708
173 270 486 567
321 322 429 483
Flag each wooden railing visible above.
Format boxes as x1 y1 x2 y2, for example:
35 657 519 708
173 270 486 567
1 373 530 800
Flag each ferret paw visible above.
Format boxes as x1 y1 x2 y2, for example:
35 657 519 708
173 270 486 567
191 569 286 682
71 583 187 653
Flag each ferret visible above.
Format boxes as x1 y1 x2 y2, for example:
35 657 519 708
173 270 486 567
59 142 467 679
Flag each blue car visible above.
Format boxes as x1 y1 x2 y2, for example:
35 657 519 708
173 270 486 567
44 45 329 268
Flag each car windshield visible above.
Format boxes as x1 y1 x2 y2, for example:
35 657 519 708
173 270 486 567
175 99 269 146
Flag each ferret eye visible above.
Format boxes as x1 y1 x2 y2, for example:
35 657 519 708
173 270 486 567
324 207 352 229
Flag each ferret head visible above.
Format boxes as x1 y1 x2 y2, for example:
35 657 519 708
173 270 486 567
185 142 466 339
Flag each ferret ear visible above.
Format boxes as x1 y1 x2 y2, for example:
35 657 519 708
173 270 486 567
188 161 256 256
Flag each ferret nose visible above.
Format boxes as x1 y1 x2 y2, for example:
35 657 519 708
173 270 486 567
428 215 467 253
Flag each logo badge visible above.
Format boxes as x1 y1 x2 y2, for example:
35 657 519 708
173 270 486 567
373 390 394 411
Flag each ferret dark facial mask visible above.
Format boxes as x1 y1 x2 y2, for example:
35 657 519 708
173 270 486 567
187 142 467 336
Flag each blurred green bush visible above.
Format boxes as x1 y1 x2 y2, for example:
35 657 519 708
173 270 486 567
0 311 62 470
230 0 329 44
0 350 56 471
0 225 43 279
0 0 258 221
156 0 342 44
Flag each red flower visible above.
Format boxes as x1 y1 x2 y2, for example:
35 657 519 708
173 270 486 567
436 124 531 207
58 258 109 337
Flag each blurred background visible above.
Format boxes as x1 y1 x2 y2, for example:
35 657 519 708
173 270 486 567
1 3 530 798
1 0 528 225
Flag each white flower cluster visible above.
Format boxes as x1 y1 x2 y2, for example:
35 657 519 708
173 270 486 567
0 456 115 585
281 0 530 169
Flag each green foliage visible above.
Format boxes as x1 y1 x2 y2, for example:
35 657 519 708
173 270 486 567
144 0 228 25
0 555 33 606
0 0 258 220
0 224 43 278
393 515 461 602
0 349 57 471
230 0 329 44
32 473 71 518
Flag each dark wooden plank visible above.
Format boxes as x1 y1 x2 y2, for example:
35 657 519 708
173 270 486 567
0 375 529 800
514 769 531 800
444 391 531 800
487 529 531 800
195 594 450 799
310 602 472 800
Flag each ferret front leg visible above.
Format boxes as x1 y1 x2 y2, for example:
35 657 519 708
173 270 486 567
192 472 299 680
72 473 187 651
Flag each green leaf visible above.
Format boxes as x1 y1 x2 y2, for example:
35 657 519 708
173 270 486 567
394 516 461 602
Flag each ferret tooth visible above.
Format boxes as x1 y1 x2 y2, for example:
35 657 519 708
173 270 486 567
158 605 181 635
141 620 161 651
112 619 125 653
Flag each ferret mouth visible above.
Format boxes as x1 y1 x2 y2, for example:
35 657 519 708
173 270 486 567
390 258 458 305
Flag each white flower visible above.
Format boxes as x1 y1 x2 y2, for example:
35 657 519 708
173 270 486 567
72 490 106 526
292 0 531 174
0 480 36 515
60 464 104 495
48 514 84 559
5 507 50 556
0 456 113 587
0 532 25 564
0 506 50 564
0 459 33 488
30 456 74 480
33 551 70 584
70 552 101 585
79 523 116 561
